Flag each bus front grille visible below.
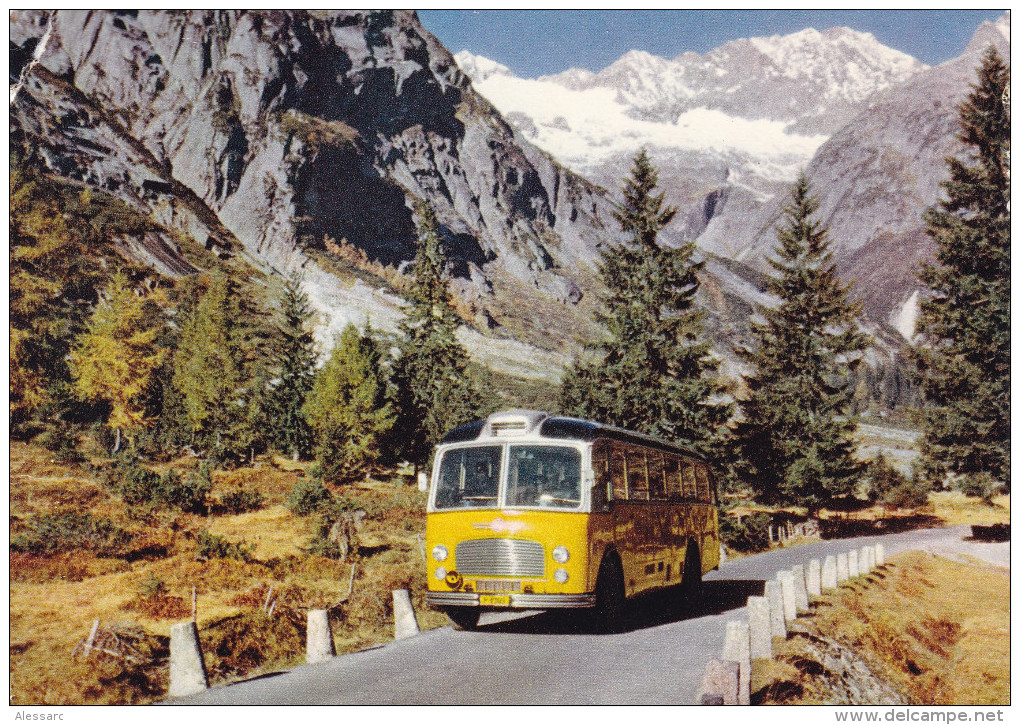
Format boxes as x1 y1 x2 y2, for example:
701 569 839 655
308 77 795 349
455 539 545 578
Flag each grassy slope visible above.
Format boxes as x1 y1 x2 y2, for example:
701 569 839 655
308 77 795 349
756 551 1010 705
9 442 446 705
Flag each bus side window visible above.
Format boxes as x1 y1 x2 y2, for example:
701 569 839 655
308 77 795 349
664 455 682 500
695 464 711 502
609 445 627 500
647 452 665 500
627 447 649 500
682 460 697 499
592 441 610 509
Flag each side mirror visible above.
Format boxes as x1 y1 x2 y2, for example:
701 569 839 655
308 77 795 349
417 471 429 492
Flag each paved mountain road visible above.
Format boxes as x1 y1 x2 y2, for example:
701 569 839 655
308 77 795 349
176 526 1007 705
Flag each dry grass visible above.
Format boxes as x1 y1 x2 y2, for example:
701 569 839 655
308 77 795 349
756 551 1010 705
8 442 448 705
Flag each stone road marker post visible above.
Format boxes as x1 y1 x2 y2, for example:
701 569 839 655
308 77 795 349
306 609 336 664
777 570 797 621
822 555 838 590
806 558 822 598
876 543 886 567
700 659 738 705
764 579 787 639
859 546 871 575
393 589 420 640
836 553 849 582
169 621 208 697
792 564 809 613
848 550 860 578
722 620 751 706
747 596 772 660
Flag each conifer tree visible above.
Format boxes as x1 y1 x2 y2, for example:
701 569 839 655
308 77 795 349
388 203 480 466
914 47 1010 491
268 273 317 459
560 149 730 449
305 323 393 482
732 175 869 514
69 272 167 452
171 272 258 458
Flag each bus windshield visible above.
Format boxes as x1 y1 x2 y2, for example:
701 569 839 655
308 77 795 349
432 444 582 510
434 446 501 509
507 445 581 509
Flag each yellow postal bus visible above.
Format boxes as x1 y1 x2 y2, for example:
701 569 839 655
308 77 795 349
424 410 720 630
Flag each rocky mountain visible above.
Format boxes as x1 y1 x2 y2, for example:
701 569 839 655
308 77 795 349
455 28 926 252
9 9 621 381
455 16 1010 340
742 13 1011 336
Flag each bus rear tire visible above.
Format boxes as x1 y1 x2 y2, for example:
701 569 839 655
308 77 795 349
445 607 481 631
681 544 702 602
591 555 625 633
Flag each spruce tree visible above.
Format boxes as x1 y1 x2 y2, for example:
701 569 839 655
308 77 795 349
69 272 167 452
268 272 317 459
560 149 730 449
914 47 1010 491
388 203 480 466
304 323 393 482
732 175 869 514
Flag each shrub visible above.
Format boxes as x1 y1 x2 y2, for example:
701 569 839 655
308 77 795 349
219 487 266 515
285 476 333 516
103 457 211 513
958 472 998 505
10 512 129 556
719 511 772 553
868 455 931 509
196 529 253 561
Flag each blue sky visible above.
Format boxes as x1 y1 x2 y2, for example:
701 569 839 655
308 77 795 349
418 10 1006 78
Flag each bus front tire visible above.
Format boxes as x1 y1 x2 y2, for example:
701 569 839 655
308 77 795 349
445 607 481 631
591 556 625 633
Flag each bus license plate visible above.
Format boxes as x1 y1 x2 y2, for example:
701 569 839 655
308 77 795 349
480 594 510 606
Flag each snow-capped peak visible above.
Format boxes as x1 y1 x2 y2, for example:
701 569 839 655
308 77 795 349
454 50 512 83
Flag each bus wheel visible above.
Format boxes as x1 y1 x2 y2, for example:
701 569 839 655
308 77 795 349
681 544 702 602
445 607 481 631
591 555 625 633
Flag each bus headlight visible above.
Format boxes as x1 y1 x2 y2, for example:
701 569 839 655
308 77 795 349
432 544 449 562
552 546 570 564
435 566 448 581
554 568 569 584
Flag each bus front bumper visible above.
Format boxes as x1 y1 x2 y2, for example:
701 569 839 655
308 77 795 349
426 591 596 609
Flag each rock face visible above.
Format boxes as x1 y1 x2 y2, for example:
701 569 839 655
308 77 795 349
9 10 617 348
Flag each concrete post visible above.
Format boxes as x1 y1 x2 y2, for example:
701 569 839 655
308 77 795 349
168 621 208 698
747 596 772 660
700 659 738 705
777 570 797 621
392 589 420 640
859 546 870 575
875 543 886 567
306 609 335 664
722 620 751 706
836 553 849 582
763 579 787 639
848 550 860 578
867 546 877 572
806 558 822 598
821 555 838 590
792 564 809 613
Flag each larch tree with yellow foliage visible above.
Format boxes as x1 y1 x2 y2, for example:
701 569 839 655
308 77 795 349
70 272 166 453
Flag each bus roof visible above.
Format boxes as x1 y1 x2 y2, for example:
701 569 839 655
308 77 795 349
440 410 707 461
